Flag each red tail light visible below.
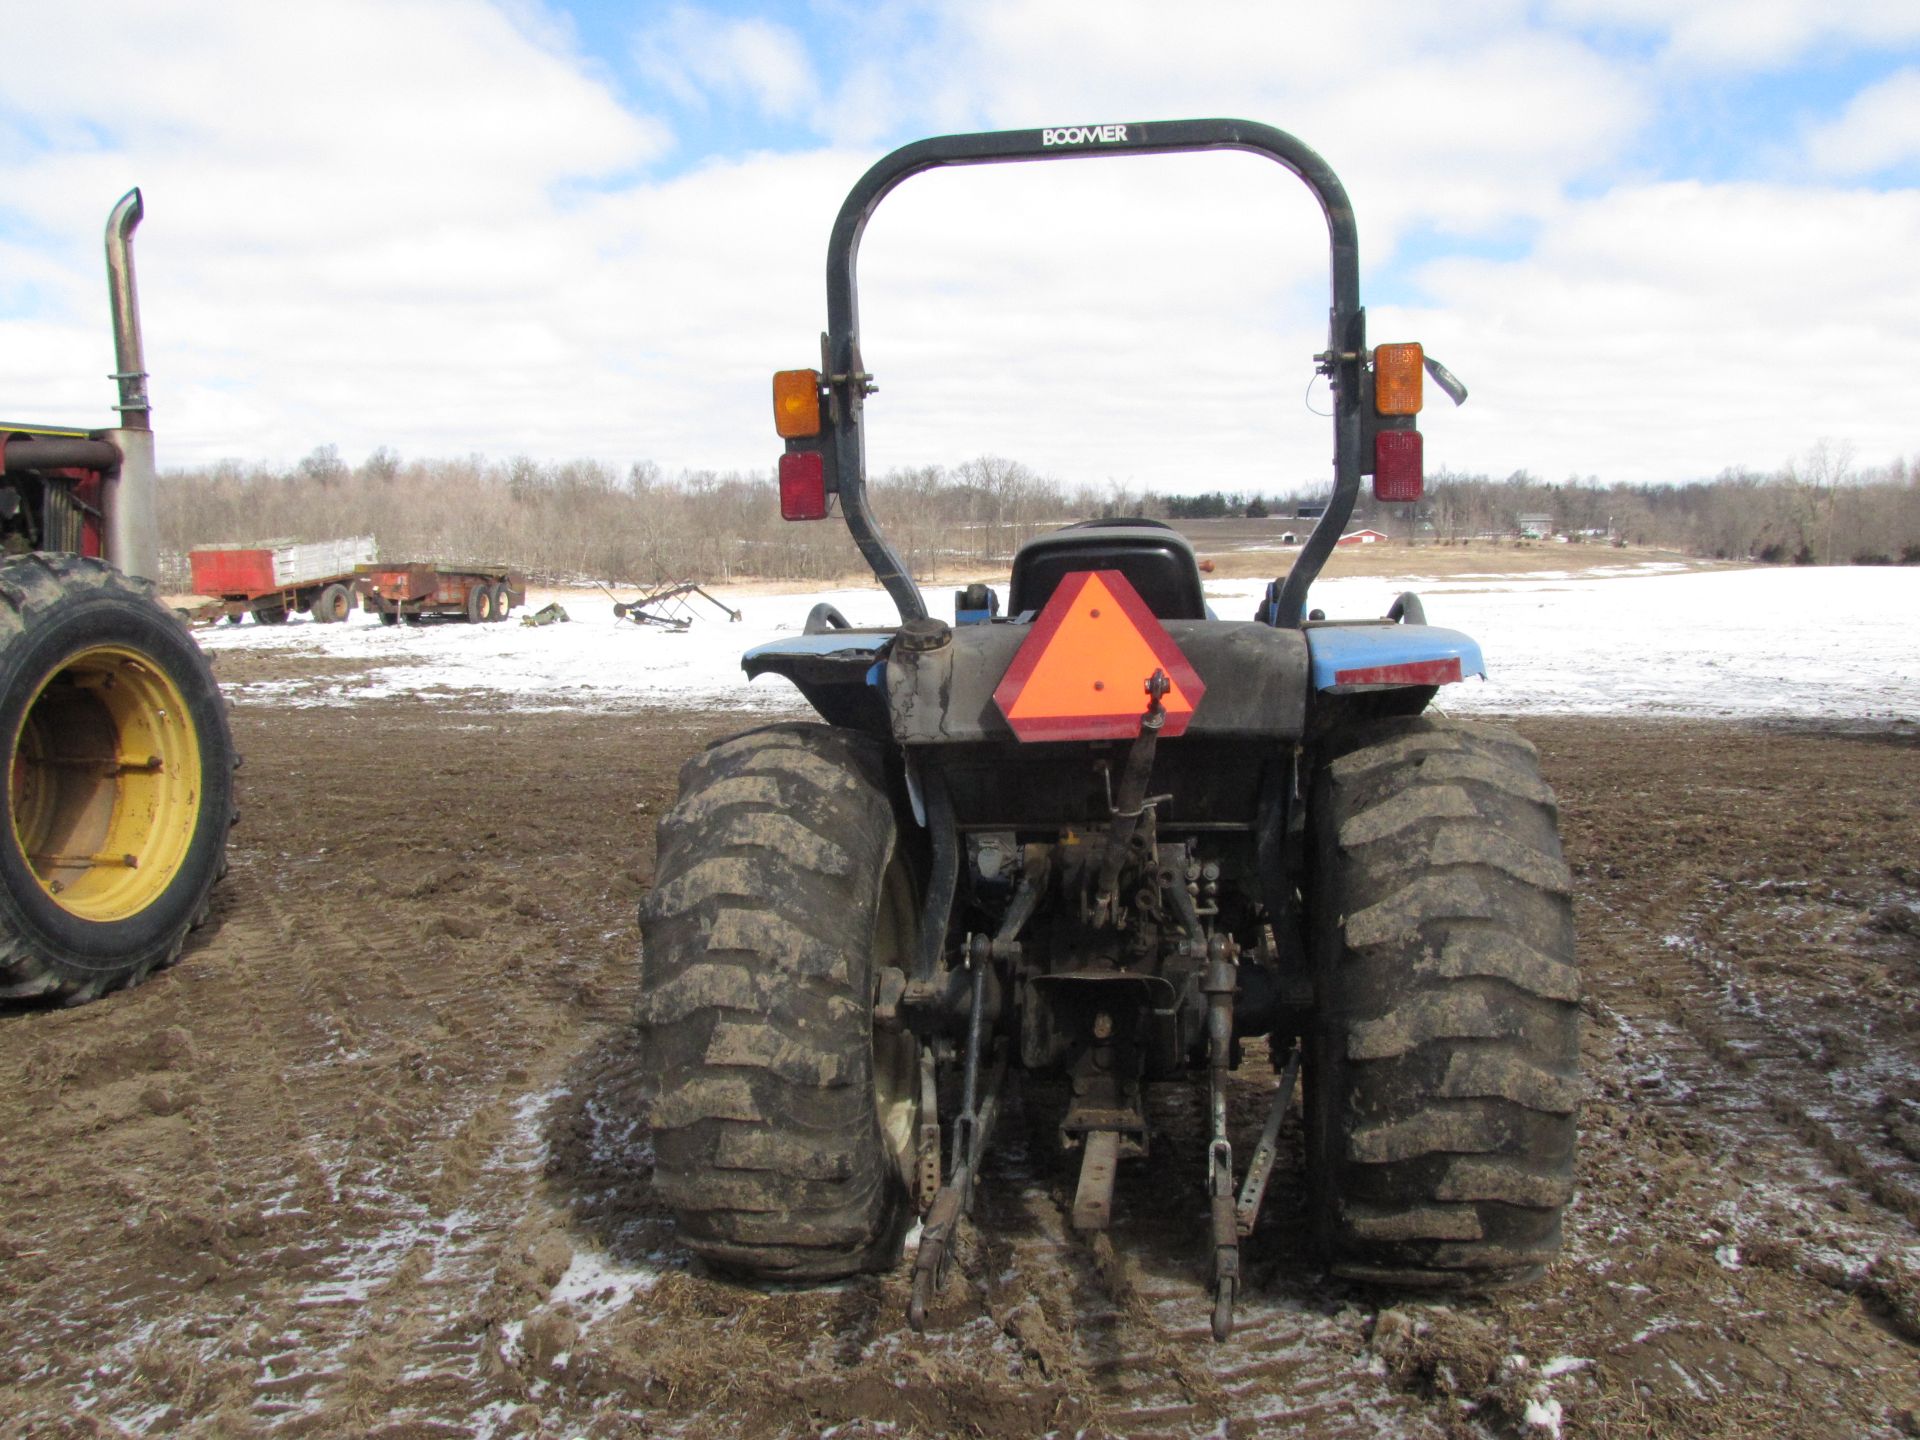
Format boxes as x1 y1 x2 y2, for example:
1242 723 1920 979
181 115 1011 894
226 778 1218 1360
1373 430 1423 502
779 452 828 520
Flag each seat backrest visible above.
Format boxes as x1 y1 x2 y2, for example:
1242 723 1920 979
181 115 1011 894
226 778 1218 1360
1008 519 1207 620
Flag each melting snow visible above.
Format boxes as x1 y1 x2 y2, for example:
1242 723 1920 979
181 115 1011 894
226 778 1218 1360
195 565 1920 722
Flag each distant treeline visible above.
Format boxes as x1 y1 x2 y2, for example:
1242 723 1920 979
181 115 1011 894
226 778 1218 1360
156 443 1920 590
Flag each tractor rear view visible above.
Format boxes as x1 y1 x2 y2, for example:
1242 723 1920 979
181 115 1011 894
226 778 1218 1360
0 193 235 1005
636 121 1577 1338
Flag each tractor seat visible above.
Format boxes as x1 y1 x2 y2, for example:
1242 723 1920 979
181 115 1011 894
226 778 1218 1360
1007 518 1207 620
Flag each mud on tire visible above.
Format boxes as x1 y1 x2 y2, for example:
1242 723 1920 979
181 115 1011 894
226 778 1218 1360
0 554 237 1006
637 723 918 1280
1304 716 1578 1288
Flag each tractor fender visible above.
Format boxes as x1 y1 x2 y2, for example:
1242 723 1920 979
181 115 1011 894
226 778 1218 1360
1304 622 1485 693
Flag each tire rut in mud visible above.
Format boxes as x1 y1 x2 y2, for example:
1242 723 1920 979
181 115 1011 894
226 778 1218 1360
8 704 1920 1439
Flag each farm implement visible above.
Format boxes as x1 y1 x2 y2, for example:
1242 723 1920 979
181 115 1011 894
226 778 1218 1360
635 120 1577 1338
606 579 742 631
189 547 526 626
188 536 375 625
355 562 524 625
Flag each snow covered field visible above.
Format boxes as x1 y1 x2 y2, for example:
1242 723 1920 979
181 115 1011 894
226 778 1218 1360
196 563 1919 724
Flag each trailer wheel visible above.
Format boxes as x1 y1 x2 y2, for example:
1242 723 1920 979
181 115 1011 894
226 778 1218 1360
1303 716 1578 1290
489 584 511 621
378 608 398 626
466 586 490 624
0 554 236 1006
637 723 919 1280
312 583 352 624
254 602 288 625
223 612 243 625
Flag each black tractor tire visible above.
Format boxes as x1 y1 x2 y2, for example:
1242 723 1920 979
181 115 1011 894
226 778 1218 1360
1303 715 1578 1290
637 723 920 1280
0 554 237 1006
253 602 288 625
489 583 511 621
223 611 243 625
312 583 352 623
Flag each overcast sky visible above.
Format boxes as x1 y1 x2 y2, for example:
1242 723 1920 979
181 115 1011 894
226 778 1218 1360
3 1 1916 495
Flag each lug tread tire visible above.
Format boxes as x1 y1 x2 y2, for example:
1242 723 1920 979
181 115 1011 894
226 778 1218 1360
0 554 237 1006
637 723 910 1280
314 583 351 623
1307 716 1577 1289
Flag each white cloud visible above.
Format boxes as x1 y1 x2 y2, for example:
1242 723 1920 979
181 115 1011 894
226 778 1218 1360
633 7 817 119
1543 0 1920 69
811 0 1644 252
0 0 669 448
1804 68 1920 176
2 0 1914 502
1404 181 1920 481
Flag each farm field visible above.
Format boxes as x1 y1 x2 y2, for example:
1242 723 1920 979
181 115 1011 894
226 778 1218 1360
3 562 1918 1437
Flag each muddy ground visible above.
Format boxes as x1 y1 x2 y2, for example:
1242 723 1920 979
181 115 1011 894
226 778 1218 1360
3 667 1918 1438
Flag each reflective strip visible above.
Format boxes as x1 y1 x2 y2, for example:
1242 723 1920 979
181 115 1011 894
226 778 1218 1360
1333 658 1463 688
1306 623 1485 691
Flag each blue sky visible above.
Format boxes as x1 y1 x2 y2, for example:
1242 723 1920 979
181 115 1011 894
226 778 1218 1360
2 1 1916 493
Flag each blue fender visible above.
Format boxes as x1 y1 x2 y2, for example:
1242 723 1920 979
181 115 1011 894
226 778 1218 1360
1305 623 1485 692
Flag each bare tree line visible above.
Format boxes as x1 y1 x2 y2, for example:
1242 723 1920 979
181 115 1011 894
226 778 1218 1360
155 442 1918 592
1328 444 1920 564
155 447 1134 592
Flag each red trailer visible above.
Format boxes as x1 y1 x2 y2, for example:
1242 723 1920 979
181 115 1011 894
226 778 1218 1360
356 562 525 624
188 536 376 624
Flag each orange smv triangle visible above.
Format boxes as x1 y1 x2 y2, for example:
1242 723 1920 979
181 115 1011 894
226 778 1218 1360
993 570 1205 743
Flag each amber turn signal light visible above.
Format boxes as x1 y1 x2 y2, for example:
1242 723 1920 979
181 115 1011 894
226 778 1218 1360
773 370 823 438
1374 343 1424 416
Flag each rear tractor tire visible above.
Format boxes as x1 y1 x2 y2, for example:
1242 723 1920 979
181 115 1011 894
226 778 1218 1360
1304 716 1578 1289
637 723 920 1280
0 554 237 1005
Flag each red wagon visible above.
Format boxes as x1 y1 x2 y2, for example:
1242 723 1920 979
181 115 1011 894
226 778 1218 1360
188 536 376 624
355 562 525 624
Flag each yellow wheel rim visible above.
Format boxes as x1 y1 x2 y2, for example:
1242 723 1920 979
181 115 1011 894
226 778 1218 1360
10 645 203 922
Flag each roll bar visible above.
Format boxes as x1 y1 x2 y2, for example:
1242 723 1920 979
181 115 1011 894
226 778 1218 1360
820 119 1369 627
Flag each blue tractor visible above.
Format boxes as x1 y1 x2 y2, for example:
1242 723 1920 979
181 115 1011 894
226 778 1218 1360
638 120 1577 1340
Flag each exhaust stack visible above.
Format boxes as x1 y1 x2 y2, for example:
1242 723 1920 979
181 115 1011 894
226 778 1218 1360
101 187 158 581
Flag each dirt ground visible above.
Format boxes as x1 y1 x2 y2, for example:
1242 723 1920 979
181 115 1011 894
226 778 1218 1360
3 664 1918 1437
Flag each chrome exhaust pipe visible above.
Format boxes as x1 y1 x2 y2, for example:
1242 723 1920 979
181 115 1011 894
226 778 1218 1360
101 187 158 581
105 188 149 430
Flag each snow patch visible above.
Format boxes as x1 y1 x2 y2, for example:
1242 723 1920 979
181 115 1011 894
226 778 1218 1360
195 567 1920 722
